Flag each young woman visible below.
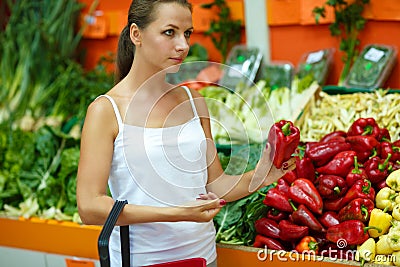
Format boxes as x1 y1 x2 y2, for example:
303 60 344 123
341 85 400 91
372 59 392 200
76 1 295 266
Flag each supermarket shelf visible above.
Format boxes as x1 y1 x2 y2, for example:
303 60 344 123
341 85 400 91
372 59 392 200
0 217 366 267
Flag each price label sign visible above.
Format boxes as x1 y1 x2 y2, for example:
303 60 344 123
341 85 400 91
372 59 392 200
65 258 95 267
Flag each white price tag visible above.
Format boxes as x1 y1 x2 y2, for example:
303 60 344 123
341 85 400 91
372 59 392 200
306 50 324 64
364 47 385 62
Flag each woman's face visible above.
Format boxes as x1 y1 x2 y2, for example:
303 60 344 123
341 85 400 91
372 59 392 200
137 2 193 72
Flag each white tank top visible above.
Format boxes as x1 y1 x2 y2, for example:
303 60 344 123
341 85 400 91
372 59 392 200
98 86 217 266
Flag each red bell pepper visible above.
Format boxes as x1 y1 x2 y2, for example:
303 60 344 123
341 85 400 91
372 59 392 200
337 198 375 223
295 155 316 183
341 179 375 207
253 235 285 250
364 155 393 184
345 156 368 187
278 220 309 241
263 187 293 213
290 203 325 232
319 211 340 228
255 217 281 239
345 135 380 163
288 178 323 215
320 130 347 143
266 208 288 221
295 236 319 254
281 169 297 184
326 220 381 246
306 140 352 167
315 174 348 200
316 151 357 178
380 141 400 162
347 117 380 138
377 127 391 142
275 178 290 195
268 120 300 169
323 197 344 211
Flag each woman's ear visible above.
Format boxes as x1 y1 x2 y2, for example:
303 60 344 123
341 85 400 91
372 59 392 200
130 23 141 46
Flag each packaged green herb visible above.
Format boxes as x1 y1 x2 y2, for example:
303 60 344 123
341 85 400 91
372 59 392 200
344 44 397 90
259 61 294 90
220 45 263 90
296 48 334 86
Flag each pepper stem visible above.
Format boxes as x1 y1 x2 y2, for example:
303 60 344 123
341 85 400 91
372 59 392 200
363 225 382 234
379 153 392 171
334 186 341 195
352 156 360 174
289 200 298 211
362 125 373 136
281 122 292 136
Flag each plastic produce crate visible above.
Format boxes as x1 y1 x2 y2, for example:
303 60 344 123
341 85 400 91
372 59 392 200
219 44 263 90
296 48 335 86
343 44 397 91
258 61 294 89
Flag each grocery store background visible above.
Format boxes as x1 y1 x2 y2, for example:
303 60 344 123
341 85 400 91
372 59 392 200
78 0 400 88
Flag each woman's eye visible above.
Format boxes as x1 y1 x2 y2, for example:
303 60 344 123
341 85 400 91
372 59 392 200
184 30 193 38
164 29 174 36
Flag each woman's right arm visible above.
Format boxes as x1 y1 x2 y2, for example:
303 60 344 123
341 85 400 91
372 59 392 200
76 97 223 226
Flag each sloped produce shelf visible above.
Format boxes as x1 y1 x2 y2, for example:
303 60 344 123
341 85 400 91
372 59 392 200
0 217 368 267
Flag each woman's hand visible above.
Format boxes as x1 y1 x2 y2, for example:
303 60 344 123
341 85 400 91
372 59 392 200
179 192 226 223
254 143 296 189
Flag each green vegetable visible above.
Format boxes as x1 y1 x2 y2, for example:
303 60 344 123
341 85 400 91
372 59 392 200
313 0 370 85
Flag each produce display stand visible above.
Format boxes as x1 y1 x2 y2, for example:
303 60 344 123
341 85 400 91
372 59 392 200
0 216 375 267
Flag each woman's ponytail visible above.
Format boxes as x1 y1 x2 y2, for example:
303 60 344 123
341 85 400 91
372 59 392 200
115 25 135 84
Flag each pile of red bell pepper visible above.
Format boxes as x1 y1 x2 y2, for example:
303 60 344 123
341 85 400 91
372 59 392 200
253 117 400 258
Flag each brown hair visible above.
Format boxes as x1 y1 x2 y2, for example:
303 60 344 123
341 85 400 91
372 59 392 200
115 0 192 83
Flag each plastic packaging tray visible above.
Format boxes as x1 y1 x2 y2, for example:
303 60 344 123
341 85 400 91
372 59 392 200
296 48 335 86
343 43 397 90
219 44 263 90
258 60 294 89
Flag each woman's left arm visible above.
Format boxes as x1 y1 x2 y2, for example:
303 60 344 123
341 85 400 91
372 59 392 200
191 89 296 202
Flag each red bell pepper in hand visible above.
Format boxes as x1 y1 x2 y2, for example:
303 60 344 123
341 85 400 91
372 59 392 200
364 155 393 184
341 179 375 207
291 203 325 232
263 187 293 213
279 220 309 241
255 217 281 239
345 135 380 163
289 178 323 214
268 120 300 169
346 156 368 187
347 117 380 138
253 235 285 250
380 141 400 162
320 130 347 143
306 140 352 167
266 208 288 221
319 211 340 228
337 198 375 223
316 151 357 178
295 155 316 183
295 236 319 254
315 174 348 199
326 220 381 246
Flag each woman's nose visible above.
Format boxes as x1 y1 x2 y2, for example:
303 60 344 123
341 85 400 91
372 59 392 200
175 35 189 52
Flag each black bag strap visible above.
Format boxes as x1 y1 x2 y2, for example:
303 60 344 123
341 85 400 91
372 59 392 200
98 200 129 267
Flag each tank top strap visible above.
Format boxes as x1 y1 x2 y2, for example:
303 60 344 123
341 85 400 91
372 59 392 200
95 94 123 131
182 86 199 118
